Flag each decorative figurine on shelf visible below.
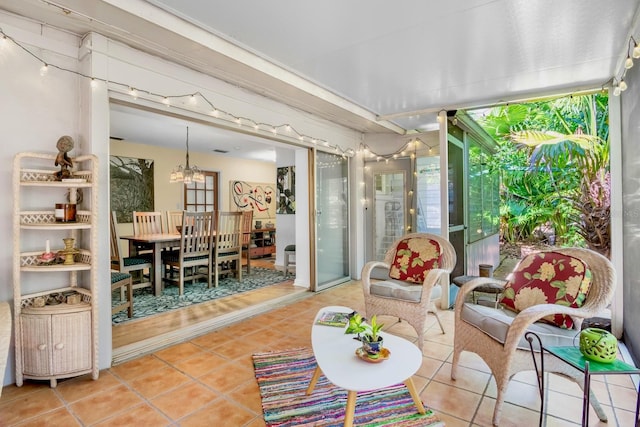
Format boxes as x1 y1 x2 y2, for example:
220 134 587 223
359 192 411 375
54 135 74 180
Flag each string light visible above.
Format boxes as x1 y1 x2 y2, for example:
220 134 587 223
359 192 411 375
0 26 357 157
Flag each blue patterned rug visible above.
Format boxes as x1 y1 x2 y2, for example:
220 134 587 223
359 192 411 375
112 267 291 324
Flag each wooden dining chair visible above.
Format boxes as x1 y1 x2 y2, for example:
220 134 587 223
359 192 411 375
162 211 214 295
212 211 243 287
133 211 164 235
166 210 184 234
240 210 253 274
110 211 153 297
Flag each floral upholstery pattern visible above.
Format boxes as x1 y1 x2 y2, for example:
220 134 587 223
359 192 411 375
499 251 592 328
388 237 442 284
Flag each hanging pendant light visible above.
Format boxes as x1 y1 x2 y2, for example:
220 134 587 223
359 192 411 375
170 126 205 184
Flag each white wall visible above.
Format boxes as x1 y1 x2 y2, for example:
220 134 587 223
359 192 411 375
0 14 83 388
0 15 360 387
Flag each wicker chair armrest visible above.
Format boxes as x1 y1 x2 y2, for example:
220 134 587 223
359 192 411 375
454 277 507 314
361 261 390 295
503 303 593 350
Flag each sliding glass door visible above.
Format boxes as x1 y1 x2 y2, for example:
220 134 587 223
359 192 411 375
315 151 350 290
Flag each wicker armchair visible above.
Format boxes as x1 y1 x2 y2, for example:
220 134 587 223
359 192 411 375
361 233 456 352
452 247 616 426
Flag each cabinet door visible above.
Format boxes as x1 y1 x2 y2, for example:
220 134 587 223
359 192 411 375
21 314 52 376
51 311 92 374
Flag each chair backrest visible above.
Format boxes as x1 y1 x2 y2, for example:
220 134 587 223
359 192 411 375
133 211 164 235
179 211 214 259
215 211 243 254
166 210 184 234
382 232 456 281
504 247 616 328
110 210 123 269
241 210 253 246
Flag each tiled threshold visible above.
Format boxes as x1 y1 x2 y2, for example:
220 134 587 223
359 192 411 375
112 284 311 364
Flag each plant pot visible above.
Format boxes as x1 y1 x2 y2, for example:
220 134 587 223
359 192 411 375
362 337 384 355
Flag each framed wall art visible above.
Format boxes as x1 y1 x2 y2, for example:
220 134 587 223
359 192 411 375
230 180 276 219
277 166 295 214
110 155 155 223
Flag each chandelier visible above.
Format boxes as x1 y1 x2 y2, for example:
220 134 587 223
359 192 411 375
170 126 205 184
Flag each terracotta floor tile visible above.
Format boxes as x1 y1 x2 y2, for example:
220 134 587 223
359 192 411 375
420 380 482 421
151 381 219 420
0 388 64 426
0 383 45 404
128 366 191 399
422 340 454 361
56 371 122 403
172 351 228 378
91 403 171 427
474 396 540 427
198 362 256 393
177 397 256 426
212 338 261 359
13 407 81 427
227 379 263 414
153 342 205 364
435 362 492 394
70 384 144 425
190 329 235 349
415 356 446 380
109 355 169 382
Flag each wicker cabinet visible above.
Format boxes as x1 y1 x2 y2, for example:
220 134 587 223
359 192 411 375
13 152 98 388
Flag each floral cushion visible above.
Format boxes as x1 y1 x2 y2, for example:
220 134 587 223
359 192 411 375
499 251 592 329
388 237 442 284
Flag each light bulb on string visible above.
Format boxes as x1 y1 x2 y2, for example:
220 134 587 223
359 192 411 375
620 79 628 91
613 85 621 96
0 24 361 158
625 56 634 69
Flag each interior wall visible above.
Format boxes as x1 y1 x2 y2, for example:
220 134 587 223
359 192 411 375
620 61 640 365
0 13 82 387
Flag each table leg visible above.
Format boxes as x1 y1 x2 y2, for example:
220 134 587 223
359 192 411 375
344 390 357 427
405 377 426 414
306 366 322 395
154 242 162 296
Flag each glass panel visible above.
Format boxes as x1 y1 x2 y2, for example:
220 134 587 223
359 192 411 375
416 156 441 233
316 151 350 290
373 171 405 260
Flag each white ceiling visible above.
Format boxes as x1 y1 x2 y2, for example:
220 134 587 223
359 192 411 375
2 0 640 156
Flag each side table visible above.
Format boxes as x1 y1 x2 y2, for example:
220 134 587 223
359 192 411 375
525 331 640 427
452 275 507 308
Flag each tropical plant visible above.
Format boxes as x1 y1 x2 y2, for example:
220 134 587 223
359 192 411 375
344 313 384 343
475 93 610 256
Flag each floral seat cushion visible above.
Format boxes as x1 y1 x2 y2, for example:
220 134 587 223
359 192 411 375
499 251 592 329
388 237 442 284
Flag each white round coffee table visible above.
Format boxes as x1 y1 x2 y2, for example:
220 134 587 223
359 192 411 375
306 306 426 427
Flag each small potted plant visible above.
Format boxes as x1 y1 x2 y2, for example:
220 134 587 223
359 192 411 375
345 313 385 356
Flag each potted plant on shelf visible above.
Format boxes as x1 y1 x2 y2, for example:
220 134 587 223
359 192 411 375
345 313 386 358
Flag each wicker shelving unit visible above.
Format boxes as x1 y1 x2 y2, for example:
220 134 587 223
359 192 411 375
13 152 98 387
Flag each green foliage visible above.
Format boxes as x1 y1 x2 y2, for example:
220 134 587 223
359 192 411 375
474 93 610 255
345 313 384 343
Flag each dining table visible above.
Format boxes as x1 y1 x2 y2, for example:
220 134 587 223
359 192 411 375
120 230 250 296
120 233 181 296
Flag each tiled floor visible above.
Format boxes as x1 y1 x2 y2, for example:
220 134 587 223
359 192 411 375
1 281 638 426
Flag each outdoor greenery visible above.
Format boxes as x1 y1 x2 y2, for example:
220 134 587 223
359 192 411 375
473 93 611 257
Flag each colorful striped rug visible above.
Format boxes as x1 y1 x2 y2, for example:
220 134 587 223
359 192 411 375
252 348 444 427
